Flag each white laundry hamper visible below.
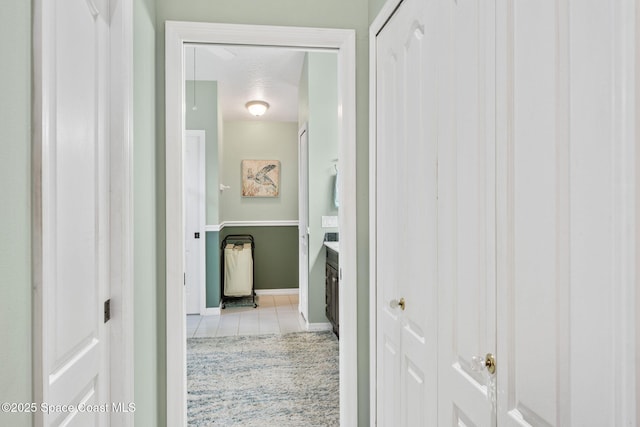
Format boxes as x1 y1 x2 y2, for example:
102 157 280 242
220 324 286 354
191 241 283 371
220 234 257 308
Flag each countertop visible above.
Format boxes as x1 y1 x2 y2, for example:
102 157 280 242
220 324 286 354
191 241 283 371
323 241 339 254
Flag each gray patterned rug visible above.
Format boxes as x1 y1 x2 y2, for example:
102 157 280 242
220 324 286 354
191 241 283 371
187 332 339 426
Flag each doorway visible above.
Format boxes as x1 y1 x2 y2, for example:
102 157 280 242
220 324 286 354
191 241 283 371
165 22 357 426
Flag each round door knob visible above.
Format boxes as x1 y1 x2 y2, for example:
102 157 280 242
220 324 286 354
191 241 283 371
471 353 496 375
390 298 405 310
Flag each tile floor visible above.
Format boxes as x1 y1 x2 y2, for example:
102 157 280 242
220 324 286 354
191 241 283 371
186 294 305 338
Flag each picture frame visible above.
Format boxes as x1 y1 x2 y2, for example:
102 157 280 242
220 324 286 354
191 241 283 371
241 159 281 197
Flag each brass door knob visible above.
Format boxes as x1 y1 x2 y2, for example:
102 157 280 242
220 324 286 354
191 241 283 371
472 353 496 375
390 297 406 311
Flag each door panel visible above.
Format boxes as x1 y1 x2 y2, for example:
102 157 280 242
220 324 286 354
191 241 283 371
496 1 632 425
375 0 636 425
437 0 496 424
298 127 309 321
376 0 438 423
40 0 110 424
509 3 560 424
184 131 205 315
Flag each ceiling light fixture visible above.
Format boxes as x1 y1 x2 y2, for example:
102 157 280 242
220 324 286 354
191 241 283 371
245 100 269 117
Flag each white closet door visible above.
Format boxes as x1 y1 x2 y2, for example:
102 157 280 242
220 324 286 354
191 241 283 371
496 1 636 425
375 0 438 424
298 126 309 322
36 0 111 425
437 0 497 425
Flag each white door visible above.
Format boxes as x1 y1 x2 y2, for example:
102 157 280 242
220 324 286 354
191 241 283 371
495 2 637 425
35 0 111 425
375 0 438 423
184 131 206 315
298 126 309 322
437 0 497 425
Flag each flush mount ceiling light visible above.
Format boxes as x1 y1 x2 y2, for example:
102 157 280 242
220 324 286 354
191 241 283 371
245 100 269 117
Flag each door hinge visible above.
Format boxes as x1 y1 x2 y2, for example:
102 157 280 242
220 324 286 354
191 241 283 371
104 299 111 323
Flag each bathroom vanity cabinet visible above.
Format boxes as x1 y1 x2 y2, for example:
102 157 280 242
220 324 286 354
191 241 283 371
325 245 339 337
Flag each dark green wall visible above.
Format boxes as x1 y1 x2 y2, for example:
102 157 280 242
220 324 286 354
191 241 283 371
205 231 221 307
220 227 298 291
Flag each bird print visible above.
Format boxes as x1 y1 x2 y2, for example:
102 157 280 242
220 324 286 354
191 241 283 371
243 163 278 196
247 164 277 190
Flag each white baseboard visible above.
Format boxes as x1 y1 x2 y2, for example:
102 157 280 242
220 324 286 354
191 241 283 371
201 307 221 316
254 288 299 296
306 322 333 332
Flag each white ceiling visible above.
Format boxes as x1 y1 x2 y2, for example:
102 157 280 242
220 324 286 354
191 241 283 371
185 45 306 122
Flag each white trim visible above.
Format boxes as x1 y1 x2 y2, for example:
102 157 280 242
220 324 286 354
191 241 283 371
205 221 299 232
306 322 333 332
108 1 135 425
613 0 637 421
222 220 299 227
255 288 299 296
201 307 221 316
165 22 358 427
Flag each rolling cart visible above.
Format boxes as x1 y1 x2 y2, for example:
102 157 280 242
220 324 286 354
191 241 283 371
220 234 257 309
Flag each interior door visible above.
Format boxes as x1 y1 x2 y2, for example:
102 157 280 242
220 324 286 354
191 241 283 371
437 0 497 425
184 130 205 315
36 0 111 424
495 2 633 425
375 0 439 423
298 126 309 322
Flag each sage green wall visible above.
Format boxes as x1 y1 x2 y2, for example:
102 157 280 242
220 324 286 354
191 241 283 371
134 0 161 424
221 227 298 289
155 1 370 424
369 0 387 25
0 1 32 426
299 53 340 324
220 121 298 222
186 80 220 224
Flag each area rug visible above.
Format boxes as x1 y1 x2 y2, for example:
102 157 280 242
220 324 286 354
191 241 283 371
187 332 339 426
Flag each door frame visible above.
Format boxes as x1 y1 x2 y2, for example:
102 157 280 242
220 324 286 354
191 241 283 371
165 21 358 426
32 0 135 425
184 130 207 315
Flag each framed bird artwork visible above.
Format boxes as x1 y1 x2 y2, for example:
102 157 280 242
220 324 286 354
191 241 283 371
241 160 281 197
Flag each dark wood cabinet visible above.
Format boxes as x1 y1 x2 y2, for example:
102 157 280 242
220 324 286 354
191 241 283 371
325 247 339 337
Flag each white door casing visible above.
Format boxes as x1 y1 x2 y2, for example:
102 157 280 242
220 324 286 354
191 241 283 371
298 125 310 323
375 0 439 423
33 0 134 425
165 22 358 426
184 130 206 315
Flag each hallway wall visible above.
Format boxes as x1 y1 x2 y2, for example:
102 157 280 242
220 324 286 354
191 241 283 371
0 2 32 426
299 52 340 324
134 0 161 424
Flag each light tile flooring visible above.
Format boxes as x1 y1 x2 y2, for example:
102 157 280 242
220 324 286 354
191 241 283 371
187 294 305 338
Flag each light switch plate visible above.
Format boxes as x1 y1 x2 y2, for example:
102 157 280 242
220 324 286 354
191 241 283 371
322 215 338 228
